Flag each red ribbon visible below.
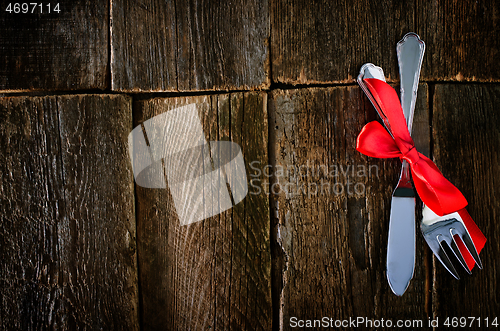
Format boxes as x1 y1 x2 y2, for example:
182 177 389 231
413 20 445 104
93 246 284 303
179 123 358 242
357 78 467 215
457 209 486 270
357 78 486 270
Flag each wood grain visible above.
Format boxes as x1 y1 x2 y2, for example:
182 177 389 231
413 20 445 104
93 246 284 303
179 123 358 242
0 1 109 92
111 0 270 92
271 0 500 85
134 92 271 330
271 0 415 84
269 85 431 330
417 0 500 82
432 84 500 321
0 95 139 329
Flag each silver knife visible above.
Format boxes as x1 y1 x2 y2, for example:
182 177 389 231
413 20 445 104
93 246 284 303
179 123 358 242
386 33 425 296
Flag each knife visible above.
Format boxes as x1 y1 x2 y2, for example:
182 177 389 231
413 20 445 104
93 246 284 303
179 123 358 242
386 33 425 296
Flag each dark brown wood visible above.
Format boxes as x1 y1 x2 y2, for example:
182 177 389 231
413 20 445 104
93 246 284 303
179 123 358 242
134 92 271 330
0 1 109 92
271 0 415 85
111 0 270 92
2 0 500 326
271 0 500 85
411 84 433 319
417 0 500 82
269 85 431 330
432 84 500 322
412 84 430 158
0 95 139 329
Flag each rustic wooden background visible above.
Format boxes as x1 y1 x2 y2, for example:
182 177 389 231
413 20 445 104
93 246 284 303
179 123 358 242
1 1 499 330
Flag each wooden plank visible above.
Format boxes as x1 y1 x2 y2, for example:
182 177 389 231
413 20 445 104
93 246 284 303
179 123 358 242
0 1 109 92
134 92 271 330
271 0 500 85
111 0 270 92
0 95 139 329
0 96 63 329
269 84 431 329
271 0 415 85
417 0 500 82
432 84 500 320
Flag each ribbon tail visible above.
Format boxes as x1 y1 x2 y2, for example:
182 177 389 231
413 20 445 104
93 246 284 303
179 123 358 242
455 208 486 271
410 154 468 216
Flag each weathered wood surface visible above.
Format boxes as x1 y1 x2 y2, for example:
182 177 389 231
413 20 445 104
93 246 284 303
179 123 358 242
2 0 498 93
271 0 415 84
111 0 270 92
269 84 431 330
432 85 500 322
0 1 109 92
0 95 139 329
417 1 500 82
271 0 500 85
1 0 500 328
134 92 271 330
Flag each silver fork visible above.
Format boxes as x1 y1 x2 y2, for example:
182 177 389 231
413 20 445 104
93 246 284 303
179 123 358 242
421 205 482 279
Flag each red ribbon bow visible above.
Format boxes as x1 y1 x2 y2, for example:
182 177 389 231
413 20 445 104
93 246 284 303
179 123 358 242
357 78 486 270
357 78 467 216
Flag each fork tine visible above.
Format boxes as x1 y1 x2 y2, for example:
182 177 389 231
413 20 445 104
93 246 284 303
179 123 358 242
449 234 472 274
459 230 483 269
435 237 460 279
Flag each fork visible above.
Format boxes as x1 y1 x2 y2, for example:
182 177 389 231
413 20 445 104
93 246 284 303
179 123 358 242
421 205 482 278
